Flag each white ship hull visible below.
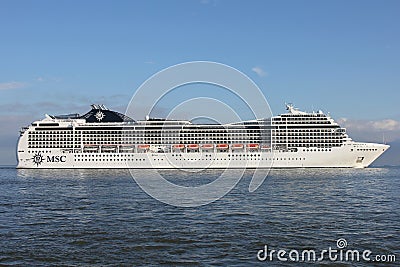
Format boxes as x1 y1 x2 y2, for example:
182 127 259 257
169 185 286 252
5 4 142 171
17 142 389 169
16 104 390 169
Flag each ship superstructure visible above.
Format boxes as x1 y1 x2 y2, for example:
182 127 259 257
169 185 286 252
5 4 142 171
17 104 389 168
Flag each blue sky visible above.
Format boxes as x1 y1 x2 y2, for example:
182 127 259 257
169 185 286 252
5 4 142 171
1 0 400 165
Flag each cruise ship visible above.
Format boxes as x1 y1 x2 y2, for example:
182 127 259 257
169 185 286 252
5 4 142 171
16 104 389 169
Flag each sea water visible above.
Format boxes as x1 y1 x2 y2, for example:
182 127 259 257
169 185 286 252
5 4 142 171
0 167 399 266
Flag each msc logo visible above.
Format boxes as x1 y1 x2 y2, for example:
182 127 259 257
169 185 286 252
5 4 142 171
32 152 44 167
32 153 67 167
47 156 67 163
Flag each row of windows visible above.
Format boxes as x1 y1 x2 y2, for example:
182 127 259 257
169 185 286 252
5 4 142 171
78 130 264 134
274 141 342 144
78 135 262 139
29 130 345 137
273 117 329 121
30 132 343 138
304 148 332 152
274 128 337 131
77 154 128 157
288 144 342 147
29 147 75 149
275 139 342 142
29 135 74 138
171 153 265 157
168 157 305 161
74 157 307 162
32 127 344 133
28 137 344 143
77 134 264 139
273 121 331 125
29 139 75 142
276 134 344 137
276 134 342 137
28 143 344 149
79 140 263 144
274 117 328 121
29 131 71 135
28 142 75 145
171 154 307 161
27 150 52 153
76 158 146 162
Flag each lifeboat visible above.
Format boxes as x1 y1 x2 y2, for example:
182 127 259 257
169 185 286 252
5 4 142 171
137 144 150 150
172 144 185 149
187 144 199 149
216 144 229 149
101 144 117 152
247 143 259 149
102 144 116 147
201 144 214 149
119 144 135 152
83 144 98 151
231 144 244 149
261 145 270 150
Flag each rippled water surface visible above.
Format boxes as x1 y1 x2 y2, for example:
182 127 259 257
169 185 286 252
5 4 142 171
0 167 399 266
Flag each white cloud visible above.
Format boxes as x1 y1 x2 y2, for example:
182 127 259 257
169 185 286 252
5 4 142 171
338 118 400 132
337 118 400 143
0 81 27 91
371 119 400 131
251 66 267 77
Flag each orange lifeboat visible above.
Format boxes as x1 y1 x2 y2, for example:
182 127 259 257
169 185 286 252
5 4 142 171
231 144 244 149
173 144 185 149
201 144 214 149
216 144 229 149
137 144 150 149
247 143 259 149
187 144 199 149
